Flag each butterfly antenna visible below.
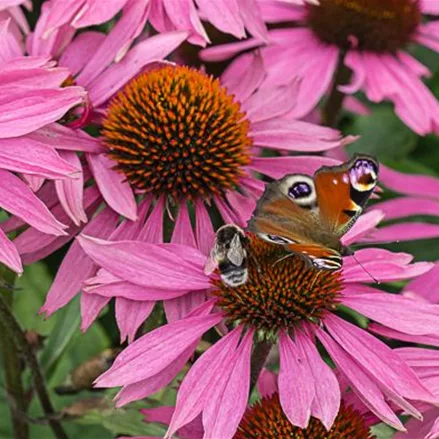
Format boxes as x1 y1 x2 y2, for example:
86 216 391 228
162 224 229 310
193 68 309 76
351 253 380 284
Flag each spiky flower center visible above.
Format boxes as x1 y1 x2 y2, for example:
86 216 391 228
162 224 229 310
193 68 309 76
307 0 421 52
235 394 374 439
102 66 251 200
213 235 342 334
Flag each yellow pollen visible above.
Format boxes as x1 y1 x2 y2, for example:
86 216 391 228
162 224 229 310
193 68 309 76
102 66 252 200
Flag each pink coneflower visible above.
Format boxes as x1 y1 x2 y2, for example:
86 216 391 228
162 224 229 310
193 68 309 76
76 225 438 437
30 1 349 330
134 369 377 438
202 0 439 134
0 18 86 274
41 0 270 47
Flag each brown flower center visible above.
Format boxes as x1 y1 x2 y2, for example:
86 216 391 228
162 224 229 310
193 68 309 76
102 66 251 200
235 394 375 439
307 0 421 52
212 235 342 335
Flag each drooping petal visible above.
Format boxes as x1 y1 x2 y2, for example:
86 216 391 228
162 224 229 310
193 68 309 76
0 170 67 235
97 309 222 387
40 207 119 317
77 235 210 291
0 226 22 273
342 290 439 335
316 328 405 431
87 153 137 221
0 87 84 138
167 326 243 437
116 297 155 344
80 293 110 332
203 330 253 439
278 331 314 428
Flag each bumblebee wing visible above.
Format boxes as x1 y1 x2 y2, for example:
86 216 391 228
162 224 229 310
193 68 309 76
226 233 245 266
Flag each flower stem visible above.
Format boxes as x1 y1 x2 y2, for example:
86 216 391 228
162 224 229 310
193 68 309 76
0 292 69 439
321 51 352 128
249 339 273 394
0 270 28 439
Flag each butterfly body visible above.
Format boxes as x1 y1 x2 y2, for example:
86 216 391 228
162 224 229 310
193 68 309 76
247 154 379 270
204 224 249 287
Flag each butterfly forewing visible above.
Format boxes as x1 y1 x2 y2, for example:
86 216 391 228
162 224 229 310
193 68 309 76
314 154 379 237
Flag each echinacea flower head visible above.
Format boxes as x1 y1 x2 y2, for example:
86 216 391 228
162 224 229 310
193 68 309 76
202 0 439 134
37 28 349 326
77 214 439 437
235 394 374 439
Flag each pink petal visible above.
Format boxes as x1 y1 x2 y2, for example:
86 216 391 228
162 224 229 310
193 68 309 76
0 170 67 235
0 137 79 178
115 343 198 407
221 51 265 103
55 151 86 225
77 235 210 291
195 199 214 256
238 0 268 42
97 309 222 387
243 80 300 123
195 0 245 39
374 197 439 221
80 293 110 332
28 123 105 153
324 314 435 403
0 87 84 138
137 196 164 243
316 328 405 431
361 223 439 243
203 330 253 439
171 202 196 247
88 31 188 107
72 1 129 28
257 369 278 398
405 263 439 303
87 153 137 221
76 0 150 87
0 18 22 62
0 226 22 273
394 409 439 439
369 324 439 348
40 207 119 317
296 331 340 430
164 291 207 323
342 209 384 246
249 156 339 179
279 331 314 428
200 37 263 62
421 0 439 14
162 0 208 46
116 297 155 344
167 326 242 438
342 290 439 335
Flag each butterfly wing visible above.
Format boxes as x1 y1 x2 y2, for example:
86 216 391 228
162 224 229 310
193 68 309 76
314 154 379 237
247 175 342 268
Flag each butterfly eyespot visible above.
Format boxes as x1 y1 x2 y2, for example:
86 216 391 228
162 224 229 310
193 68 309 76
289 182 312 199
350 159 378 192
259 234 295 245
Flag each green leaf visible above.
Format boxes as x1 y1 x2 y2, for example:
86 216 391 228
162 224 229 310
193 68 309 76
39 296 81 377
14 262 55 335
370 423 395 439
72 406 166 437
347 107 418 161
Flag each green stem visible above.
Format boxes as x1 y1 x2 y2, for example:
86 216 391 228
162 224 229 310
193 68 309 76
0 270 28 439
321 51 352 128
0 291 69 439
249 339 273 395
